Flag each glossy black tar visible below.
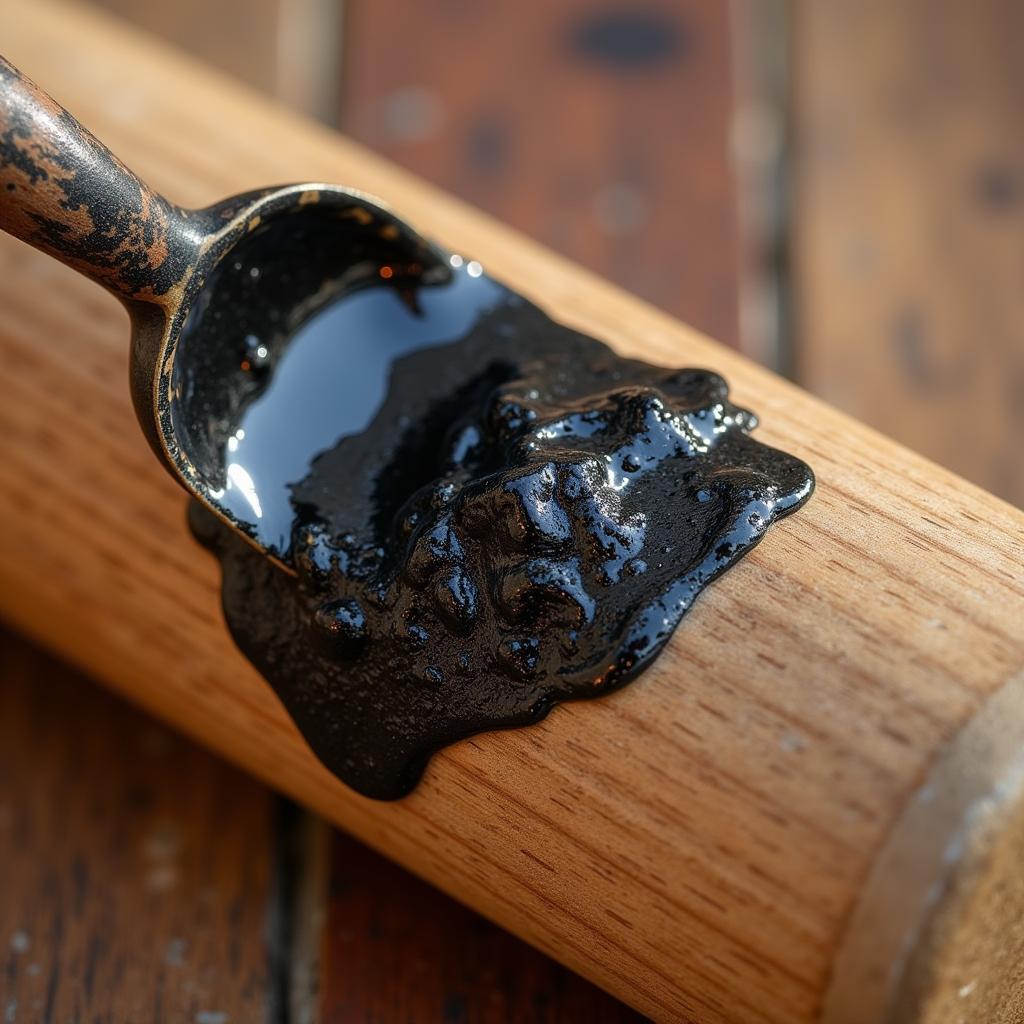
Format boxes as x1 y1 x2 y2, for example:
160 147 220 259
187 211 814 800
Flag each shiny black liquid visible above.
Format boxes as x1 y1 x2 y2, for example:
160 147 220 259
184 208 814 800
210 265 507 555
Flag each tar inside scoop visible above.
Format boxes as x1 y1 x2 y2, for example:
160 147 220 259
206 258 502 556
184 207 814 800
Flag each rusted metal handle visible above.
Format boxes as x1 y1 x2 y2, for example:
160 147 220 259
0 55 191 302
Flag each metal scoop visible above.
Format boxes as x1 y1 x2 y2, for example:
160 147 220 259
0 55 452 568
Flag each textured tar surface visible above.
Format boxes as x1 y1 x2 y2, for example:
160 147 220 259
191 266 813 799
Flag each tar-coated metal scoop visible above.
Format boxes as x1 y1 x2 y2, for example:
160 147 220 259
0 56 450 568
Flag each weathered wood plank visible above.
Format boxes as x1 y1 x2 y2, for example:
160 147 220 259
321 833 646 1023
790 0 1024 507
342 0 740 344
0 629 275 1023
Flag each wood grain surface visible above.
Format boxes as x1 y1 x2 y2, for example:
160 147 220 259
0 3 1022 1022
342 0 740 345
790 0 1024 508
321 833 646 1023
0 628 276 1023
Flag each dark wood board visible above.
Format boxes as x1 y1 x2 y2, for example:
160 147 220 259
341 0 740 346
321 833 647 1023
790 0 1024 508
0 628 277 1023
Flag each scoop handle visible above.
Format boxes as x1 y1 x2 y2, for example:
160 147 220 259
0 55 192 303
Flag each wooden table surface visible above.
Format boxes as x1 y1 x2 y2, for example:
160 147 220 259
790 0 1024 511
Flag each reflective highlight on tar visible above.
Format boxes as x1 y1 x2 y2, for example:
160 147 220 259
186 212 814 800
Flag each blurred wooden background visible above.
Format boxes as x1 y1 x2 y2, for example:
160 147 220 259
3 1 1021 1020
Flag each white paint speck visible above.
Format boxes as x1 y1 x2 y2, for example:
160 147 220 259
9 932 29 954
164 938 187 967
146 866 179 893
593 182 649 236
144 822 182 892
144 823 182 860
377 86 444 143
958 979 977 998
780 732 807 754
